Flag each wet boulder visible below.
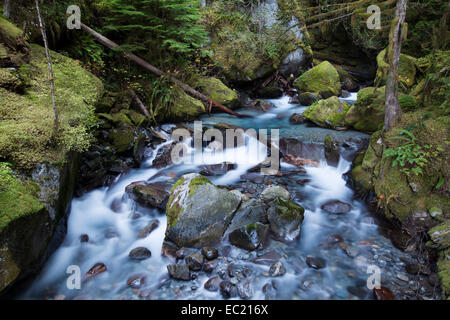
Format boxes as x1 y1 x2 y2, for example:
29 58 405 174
202 247 219 261
294 61 342 98
267 197 305 242
298 92 319 106
204 276 221 292
185 253 204 271
257 85 283 99
306 256 326 270
151 142 176 168
125 181 170 209
321 200 352 214
226 199 268 233
289 113 306 124
261 186 290 202
197 77 240 108
269 261 286 277
302 96 352 130
165 173 241 247
137 220 160 239
229 222 269 251
167 264 190 281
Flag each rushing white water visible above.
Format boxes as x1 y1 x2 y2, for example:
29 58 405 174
21 95 424 300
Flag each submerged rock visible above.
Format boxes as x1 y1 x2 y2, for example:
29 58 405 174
220 281 237 298
126 273 147 289
237 279 254 299
267 197 305 242
251 251 281 266
306 256 326 270
165 173 241 247
294 61 341 98
137 220 160 239
204 276 221 292
321 200 352 214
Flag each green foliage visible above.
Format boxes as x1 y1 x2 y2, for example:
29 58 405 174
384 129 442 176
105 0 207 62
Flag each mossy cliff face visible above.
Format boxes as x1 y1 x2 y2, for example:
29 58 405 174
302 96 351 129
165 173 241 248
0 19 103 294
294 61 341 98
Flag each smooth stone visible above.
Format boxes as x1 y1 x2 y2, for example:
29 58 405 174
80 234 89 243
261 185 290 201
373 287 395 300
203 260 218 273
129 247 152 260
204 276 222 292
320 200 352 214
83 263 107 282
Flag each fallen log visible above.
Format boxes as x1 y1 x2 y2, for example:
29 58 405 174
80 23 249 118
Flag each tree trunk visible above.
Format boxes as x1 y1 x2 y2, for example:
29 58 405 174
80 23 249 118
384 0 407 132
3 0 11 18
35 0 59 134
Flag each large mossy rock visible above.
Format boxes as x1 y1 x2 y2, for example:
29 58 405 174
267 197 305 242
197 77 239 108
294 61 341 98
164 89 205 122
0 17 29 67
344 86 386 133
165 173 241 247
375 48 417 88
302 96 351 129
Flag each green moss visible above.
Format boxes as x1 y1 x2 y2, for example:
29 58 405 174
345 86 386 133
302 96 351 129
398 94 418 110
0 16 24 46
375 48 417 88
0 163 43 234
272 197 305 221
197 77 239 107
164 87 205 122
0 43 104 169
188 175 211 195
109 128 134 153
294 61 341 98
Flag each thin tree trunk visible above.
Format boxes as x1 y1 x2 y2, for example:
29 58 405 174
130 89 156 122
3 0 11 18
384 0 407 132
80 23 249 118
35 0 59 134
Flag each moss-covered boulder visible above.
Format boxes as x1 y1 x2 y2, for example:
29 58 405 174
344 86 386 132
437 248 450 299
302 96 351 129
0 16 30 67
267 197 305 243
375 48 417 88
197 77 239 108
165 173 241 248
164 88 205 122
294 61 341 98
